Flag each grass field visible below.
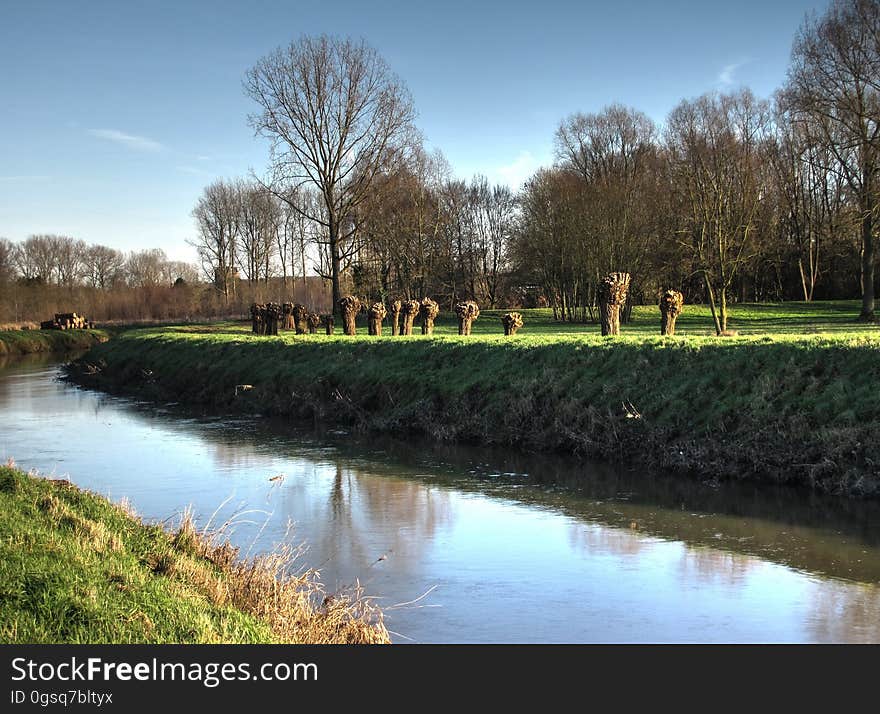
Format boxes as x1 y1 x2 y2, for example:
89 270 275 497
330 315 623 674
66 300 880 497
0 328 109 356
0 464 388 644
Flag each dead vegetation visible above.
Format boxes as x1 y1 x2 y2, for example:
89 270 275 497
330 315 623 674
171 511 389 644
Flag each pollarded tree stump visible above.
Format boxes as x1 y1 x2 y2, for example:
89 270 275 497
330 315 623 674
420 298 439 335
659 289 684 336
501 312 524 336
250 303 262 334
281 302 294 330
389 300 402 336
367 302 387 336
265 302 281 336
455 300 480 335
321 315 335 335
307 312 321 334
292 303 309 334
598 272 630 336
338 296 361 336
401 299 420 335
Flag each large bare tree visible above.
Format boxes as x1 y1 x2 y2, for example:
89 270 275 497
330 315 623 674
784 0 880 320
244 34 416 313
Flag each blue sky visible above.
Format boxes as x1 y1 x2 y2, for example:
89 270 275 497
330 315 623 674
1 0 827 262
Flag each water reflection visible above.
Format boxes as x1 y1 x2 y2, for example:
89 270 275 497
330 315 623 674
1 356 879 642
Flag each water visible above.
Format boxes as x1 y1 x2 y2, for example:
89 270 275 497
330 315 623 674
2 353 880 643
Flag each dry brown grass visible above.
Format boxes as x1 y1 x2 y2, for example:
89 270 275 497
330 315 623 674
171 511 389 644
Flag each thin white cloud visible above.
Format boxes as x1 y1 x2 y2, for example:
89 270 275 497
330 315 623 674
717 59 749 88
0 175 50 182
489 150 544 190
88 128 165 152
195 155 212 161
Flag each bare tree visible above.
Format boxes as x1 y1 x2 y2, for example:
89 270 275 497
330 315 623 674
126 248 167 287
0 238 15 283
83 244 126 289
468 176 516 307
55 237 87 286
785 0 880 320
245 34 416 314
190 179 241 301
555 104 659 314
238 180 278 284
666 90 772 334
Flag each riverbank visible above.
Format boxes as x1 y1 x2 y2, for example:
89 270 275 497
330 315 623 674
0 464 388 644
66 318 880 498
0 328 109 356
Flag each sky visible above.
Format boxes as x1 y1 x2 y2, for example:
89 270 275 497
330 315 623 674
0 0 829 263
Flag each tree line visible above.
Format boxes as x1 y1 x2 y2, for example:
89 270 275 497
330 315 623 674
3 0 876 331
188 0 877 331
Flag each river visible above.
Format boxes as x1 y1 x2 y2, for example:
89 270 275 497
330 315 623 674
2 353 879 643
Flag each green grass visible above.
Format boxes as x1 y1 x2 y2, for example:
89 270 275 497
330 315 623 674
0 465 388 644
0 328 109 356
69 301 880 497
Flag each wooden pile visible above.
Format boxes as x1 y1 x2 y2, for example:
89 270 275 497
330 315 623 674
454 301 480 335
598 272 630 336
400 299 420 335
41 312 93 330
501 312 524 336
660 289 684 335
367 302 387 336
307 313 322 334
420 298 439 335
338 296 361 335
321 314 335 335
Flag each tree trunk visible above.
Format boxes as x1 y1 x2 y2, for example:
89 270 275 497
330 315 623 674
502 312 523 335
338 296 360 336
420 298 439 335
859 203 875 321
389 300 401 336
704 276 722 336
659 289 684 336
367 302 387 336
401 300 419 335
292 304 308 334
329 214 343 319
597 272 630 336
454 301 480 335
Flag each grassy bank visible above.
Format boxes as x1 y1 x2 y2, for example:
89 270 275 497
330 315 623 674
0 328 109 356
67 302 880 497
0 464 388 644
